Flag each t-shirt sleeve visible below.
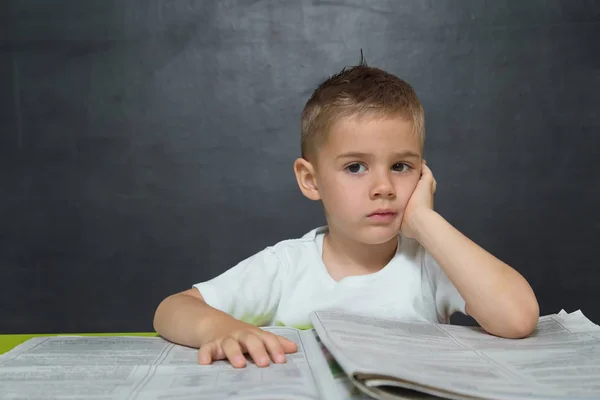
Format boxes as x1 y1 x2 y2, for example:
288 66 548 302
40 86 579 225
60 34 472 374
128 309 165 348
192 246 286 326
422 248 467 323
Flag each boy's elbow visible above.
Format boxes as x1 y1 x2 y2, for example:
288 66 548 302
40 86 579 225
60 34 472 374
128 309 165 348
475 296 540 339
505 299 540 339
152 297 169 334
152 289 206 336
497 277 540 339
153 293 180 334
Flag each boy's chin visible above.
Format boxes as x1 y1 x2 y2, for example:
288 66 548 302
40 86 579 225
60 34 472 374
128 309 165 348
355 225 400 246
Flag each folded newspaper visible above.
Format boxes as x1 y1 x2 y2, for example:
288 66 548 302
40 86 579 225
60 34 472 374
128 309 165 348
1 309 598 399
311 309 600 400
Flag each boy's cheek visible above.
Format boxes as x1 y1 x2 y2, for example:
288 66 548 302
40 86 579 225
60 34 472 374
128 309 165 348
403 183 420 199
397 193 412 210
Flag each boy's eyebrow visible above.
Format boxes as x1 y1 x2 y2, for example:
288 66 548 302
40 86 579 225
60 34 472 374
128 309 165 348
336 151 421 160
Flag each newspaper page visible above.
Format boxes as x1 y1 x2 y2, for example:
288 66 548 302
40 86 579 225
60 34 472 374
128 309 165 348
312 332 374 400
311 309 600 400
0 327 342 400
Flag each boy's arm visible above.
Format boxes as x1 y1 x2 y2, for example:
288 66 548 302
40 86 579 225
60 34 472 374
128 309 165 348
153 288 297 367
403 162 539 339
153 289 232 348
413 210 539 338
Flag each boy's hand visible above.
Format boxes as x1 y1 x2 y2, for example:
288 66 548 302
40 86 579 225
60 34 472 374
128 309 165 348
198 319 298 368
401 160 436 239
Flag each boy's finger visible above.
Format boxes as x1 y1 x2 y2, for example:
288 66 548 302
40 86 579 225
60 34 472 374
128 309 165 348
422 162 433 176
238 332 271 367
261 333 287 364
198 342 216 365
222 337 247 368
277 336 298 353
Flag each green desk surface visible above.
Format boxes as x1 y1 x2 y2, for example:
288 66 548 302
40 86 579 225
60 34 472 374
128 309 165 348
0 333 158 355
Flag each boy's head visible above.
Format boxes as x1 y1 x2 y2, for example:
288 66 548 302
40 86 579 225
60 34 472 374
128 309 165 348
294 57 427 246
299 56 425 162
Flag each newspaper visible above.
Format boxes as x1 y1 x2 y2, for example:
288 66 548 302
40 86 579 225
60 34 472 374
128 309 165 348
4 311 598 400
311 309 600 400
0 327 364 400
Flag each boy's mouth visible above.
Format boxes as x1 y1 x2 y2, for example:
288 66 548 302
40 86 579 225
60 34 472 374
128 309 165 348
367 209 397 222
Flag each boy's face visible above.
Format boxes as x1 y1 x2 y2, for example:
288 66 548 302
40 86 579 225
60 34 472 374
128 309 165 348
298 115 423 245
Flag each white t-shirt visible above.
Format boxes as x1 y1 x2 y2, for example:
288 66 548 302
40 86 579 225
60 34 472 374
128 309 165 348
193 226 466 330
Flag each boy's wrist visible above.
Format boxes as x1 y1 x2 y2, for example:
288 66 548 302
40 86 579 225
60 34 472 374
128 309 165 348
196 309 236 344
408 208 441 243
198 312 253 345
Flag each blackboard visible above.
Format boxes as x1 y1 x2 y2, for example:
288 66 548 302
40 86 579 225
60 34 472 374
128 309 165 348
1 0 599 333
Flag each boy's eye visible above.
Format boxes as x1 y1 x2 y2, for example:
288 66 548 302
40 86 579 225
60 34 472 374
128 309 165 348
392 163 410 172
346 163 366 174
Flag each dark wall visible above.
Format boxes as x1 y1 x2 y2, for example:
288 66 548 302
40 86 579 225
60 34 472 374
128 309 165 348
1 1 599 333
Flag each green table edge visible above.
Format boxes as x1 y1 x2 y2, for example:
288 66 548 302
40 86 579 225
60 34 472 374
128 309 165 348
0 333 159 355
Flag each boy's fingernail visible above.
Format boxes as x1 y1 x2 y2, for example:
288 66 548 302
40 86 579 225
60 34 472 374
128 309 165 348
234 356 245 365
260 356 270 365
276 354 286 363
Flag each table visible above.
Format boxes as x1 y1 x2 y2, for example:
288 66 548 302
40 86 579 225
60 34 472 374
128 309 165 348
0 333 158 355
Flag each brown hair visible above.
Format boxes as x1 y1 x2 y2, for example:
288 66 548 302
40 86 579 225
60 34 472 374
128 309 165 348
300 54 425 160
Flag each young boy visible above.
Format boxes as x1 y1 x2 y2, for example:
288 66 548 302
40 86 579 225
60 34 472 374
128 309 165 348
153 60 539 369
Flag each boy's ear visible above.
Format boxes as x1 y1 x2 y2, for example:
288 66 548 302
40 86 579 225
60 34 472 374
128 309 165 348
293 158 321 201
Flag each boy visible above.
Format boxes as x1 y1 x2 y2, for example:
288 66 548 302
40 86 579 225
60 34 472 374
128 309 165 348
153 59 539 369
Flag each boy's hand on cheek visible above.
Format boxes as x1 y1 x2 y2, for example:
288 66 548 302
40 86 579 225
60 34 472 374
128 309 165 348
197 318 298 368
401 160 436 239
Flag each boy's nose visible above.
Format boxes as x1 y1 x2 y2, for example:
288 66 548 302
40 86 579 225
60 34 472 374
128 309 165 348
370 174 396 199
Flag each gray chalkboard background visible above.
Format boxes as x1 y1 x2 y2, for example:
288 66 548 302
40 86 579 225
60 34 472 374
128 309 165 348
1 1 599 333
